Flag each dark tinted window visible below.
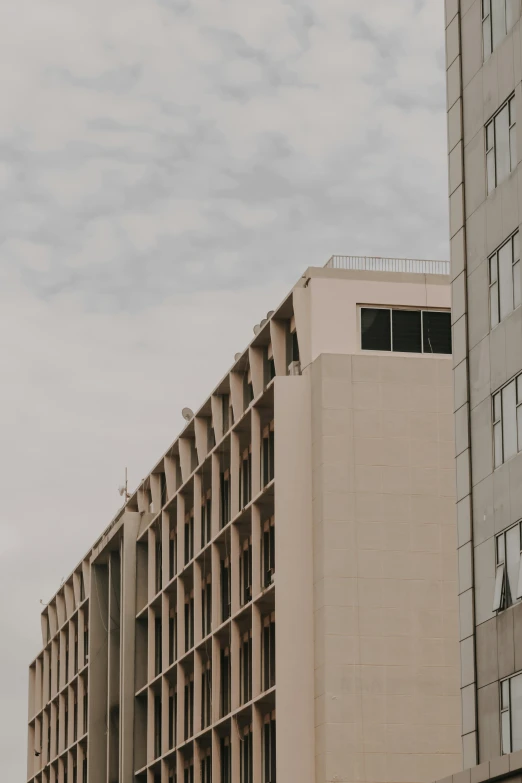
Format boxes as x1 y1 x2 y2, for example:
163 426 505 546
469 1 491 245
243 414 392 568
423 311 452 354
361 308 391 351
392 309 422 353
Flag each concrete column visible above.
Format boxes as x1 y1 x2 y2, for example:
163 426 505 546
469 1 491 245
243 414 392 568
274 375 314 783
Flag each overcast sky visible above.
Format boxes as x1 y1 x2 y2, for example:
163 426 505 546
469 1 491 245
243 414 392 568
0 0 448 777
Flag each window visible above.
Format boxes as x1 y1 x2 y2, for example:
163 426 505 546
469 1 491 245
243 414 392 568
169 687 176 748
494 522 522 610
240 539 253 606
263 716 276 783
154 694 162 758
240 631 253 704
262 424 275 487
240 448 252 509
492 374 522 467
483 0 519 59
169 528 177 581
501 671 522 753
244 373 255 408
262 519 275 589
487 96 517 194
220 471 231 528
155 617 162 676
361 308 452 354
169 607 177 665
220 736 232 783
221 558 231 622
202 577 212 638
490 232 521 327
184 676 194 739
263 614 276 692
184 762 194 783
201 663 212 729
201 492 212 548
220 648 231 717
184 512 194 565
185 595 194 652
241 726 253 783
201 751 212 783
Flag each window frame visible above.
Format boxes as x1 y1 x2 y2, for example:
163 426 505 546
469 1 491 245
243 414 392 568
483 0 519 60
490 231 522 328
486 94 517 194
493 372 522 467
359 306 452 355
494 521 522 611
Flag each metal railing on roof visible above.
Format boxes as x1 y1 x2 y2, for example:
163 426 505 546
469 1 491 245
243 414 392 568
325 255 450 276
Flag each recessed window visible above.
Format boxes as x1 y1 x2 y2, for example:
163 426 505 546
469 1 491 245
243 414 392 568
490 232 521 327
501 671 522 753
494 522 522 611
361 308 451 355
482 0 519 60
492 374 522 467
486 95 517 194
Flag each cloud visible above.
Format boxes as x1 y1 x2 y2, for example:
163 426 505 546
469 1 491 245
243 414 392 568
0 0 448 777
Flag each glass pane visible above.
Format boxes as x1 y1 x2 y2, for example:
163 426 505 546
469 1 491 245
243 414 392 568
502 381 517 461
517 405 522 452
483 0 491 15
422 311 452 354
512 673 522 751
494 392 502 422
487 121 495 150
495 422 503 467
514 261 521 309
361 308 391 351
492 0 507 49
491 282 500 328
507 523 521 603
518 376 522 404
498 533 506 564
496 105 511 185
503 679 510 708
487 149 496 193
490 254 498 282
499 240 514 320
392 309 422 353
483 17 493 58
510 125 517 171
503 708 512 754
507 0 519 31
515 232 520 262
510 97 517 126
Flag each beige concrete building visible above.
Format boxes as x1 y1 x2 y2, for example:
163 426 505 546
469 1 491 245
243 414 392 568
443 2 522 783
27 258 461 783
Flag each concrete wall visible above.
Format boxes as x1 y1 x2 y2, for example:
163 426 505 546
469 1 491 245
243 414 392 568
310 352 461 783
446 0 522 769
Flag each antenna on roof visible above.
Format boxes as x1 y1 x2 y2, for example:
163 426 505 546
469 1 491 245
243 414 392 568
182 408 194 422
253 324 261 335
234 353 242 362
266 311 275 319
118 467 130 500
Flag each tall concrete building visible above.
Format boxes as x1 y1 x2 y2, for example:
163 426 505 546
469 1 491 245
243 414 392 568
444 0 522 782
27 259 460 783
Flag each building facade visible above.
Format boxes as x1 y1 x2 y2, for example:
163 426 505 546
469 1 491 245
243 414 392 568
27 261 460 783
444 1 522 782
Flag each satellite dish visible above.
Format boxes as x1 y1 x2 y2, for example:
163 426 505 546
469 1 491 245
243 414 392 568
260 319 268 328
182 408 194 422
266 311 275 319
253 324 261 335
234 353 242 362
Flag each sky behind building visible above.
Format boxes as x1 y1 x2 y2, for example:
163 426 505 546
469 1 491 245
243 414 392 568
1 0 447 777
